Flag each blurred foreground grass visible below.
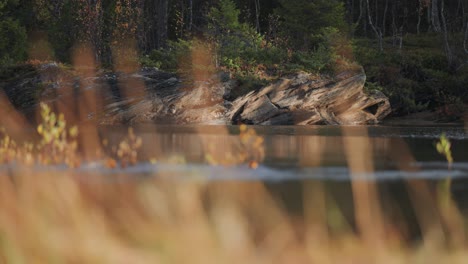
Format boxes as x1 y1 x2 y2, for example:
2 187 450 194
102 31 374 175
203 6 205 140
1 172 468 263
0 105 467 263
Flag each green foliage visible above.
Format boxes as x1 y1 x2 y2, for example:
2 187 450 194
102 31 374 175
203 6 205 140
244 46 288 66
275 0 347 50
364 81 384 93
0 0 349 81
2 0 464 121
199 0 339 79
140 39 195 73
289 46 333 73
0 0 18 15
208 0 241 31
207 0 262 71
228 74 268 100
0 18 27 64
0 0 7 14
436 133 453 205
436 133 453 167
355 36 468 116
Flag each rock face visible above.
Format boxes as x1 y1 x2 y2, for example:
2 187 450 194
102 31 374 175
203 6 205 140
102 70 235 124
103 68 390 125
0 64 391 125
227 70 391 125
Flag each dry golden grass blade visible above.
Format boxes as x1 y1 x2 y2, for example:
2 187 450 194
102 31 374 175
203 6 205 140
183 41 238 167
389 136 466 248
111 39 146 100
0 92 33 142
298 135 331 262
387 138 445 243
342 126 387 255
303 180 332 263
27 31 55 62
2 169 468 263
190 41 217 83
298 135 326 168
70 42 104 160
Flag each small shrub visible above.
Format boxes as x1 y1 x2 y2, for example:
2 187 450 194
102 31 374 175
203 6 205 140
0 18 27 64
289 46 333 73
364 82 384 93
141 40 195 73
228 74 268 100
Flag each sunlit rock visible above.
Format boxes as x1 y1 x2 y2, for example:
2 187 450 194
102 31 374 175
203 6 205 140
0 64 391 125
227 69 391 125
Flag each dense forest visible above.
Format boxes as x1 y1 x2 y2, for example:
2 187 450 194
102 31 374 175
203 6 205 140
1 0 468 117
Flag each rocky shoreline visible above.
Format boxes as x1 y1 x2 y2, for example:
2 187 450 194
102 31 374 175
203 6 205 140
0 63 391 125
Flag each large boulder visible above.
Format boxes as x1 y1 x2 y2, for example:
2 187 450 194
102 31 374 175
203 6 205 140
227 70 391 125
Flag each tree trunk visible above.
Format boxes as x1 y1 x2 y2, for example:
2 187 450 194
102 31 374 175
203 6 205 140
392 4 397 46
382 0 388 36
346 0 353 24
417 0 423 34
366 0 383 51
463 21 468 54
399 26 403 50
427 1 433 32
375 0 378 27
462 0 467 35
144 0 168 50
440 0 453 69
157 0 168 49
189 0 193 32
456 0 463 31
432 0 442 32
357 0 365 35
254 0 261 33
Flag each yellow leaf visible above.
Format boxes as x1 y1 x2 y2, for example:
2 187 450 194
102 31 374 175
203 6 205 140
69 126 79 137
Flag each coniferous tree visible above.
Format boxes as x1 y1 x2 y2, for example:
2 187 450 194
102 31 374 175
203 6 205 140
275 0 347 50
0 0 27 63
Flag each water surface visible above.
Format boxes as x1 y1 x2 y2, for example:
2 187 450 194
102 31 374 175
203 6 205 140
98 124 468 181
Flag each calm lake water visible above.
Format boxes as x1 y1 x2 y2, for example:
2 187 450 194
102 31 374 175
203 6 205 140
20 124 468 239
95 124 468 234
97 124 468 181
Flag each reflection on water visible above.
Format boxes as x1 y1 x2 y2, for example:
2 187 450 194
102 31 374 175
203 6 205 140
99 125 468 180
